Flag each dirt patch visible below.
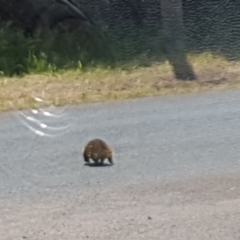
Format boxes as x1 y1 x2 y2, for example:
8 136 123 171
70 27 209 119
1 172 240 240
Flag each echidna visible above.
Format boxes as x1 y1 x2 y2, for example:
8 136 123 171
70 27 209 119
82 138 113 165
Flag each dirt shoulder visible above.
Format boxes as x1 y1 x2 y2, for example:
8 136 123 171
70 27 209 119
1 172 240 240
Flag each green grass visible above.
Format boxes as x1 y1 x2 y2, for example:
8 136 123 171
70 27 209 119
0 23 116 76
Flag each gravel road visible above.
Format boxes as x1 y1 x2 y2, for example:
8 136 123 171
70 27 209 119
0 89 240 239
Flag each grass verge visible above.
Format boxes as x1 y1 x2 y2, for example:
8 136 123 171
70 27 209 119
1 52 240 113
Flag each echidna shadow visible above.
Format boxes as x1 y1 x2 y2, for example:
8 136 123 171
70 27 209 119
82 138 114 167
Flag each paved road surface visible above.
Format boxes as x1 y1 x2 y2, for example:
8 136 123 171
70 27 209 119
0 89 240 239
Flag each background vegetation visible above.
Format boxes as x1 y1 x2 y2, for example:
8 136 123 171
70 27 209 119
0 0 239 77
1 0 240 112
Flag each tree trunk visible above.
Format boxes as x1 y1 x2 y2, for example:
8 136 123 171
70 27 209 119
161 0 196 80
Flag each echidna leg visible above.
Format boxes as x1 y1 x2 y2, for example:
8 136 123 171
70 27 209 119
108 157 113 164
94 159 99 165
84 154 89 162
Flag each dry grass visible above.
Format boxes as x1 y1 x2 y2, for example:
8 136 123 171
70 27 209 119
1 52 240 113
